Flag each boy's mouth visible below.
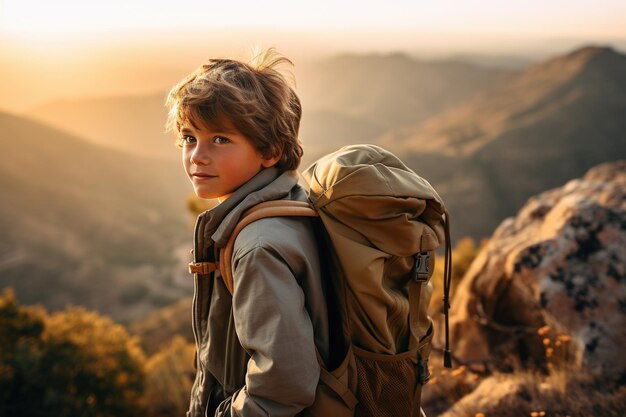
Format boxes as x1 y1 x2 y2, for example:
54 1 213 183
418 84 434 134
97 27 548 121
192 173 218 180
192 172 217 178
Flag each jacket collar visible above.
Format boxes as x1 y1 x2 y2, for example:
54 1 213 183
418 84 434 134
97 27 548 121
199 167 300 249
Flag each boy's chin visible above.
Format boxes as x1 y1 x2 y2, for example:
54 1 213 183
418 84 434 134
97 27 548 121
192 188 217 200
193 188 227 201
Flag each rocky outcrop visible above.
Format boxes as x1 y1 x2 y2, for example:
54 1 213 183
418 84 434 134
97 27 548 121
447 160 626 381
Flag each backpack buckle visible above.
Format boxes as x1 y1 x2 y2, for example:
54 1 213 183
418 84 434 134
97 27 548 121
188 261 220 275
412 252 430 282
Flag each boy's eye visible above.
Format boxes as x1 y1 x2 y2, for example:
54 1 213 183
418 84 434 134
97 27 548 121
213 136 231 144
182 135 196 145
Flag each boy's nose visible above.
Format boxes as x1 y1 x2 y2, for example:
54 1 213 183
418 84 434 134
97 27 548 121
190 145 211 165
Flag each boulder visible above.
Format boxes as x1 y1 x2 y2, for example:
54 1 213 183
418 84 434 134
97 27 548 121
447 161 626 381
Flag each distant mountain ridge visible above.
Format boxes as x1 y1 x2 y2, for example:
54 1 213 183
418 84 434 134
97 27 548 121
21 46 626 241
0 111 191 320
30 93 175 160
384 46 626 156
27 53 515 164
382 45 626 238
297 52 516 130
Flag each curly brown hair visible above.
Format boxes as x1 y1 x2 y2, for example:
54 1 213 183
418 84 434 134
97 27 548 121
165 47 303 171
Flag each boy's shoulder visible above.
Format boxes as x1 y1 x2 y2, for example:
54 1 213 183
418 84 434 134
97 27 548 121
230 209 320 286
233 205 317 260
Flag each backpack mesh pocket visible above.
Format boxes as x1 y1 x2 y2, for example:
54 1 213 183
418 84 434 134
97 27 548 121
353 348 419 417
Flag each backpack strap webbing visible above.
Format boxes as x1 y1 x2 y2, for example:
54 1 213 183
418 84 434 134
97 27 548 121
408 252 430 353
218 200 318 294
442 208 453 368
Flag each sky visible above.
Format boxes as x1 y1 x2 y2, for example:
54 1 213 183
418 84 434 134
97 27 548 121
1 0 625 111
1 0 625 37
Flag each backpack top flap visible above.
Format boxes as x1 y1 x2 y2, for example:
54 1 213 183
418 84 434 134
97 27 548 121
302 144 447 354
303 144 446 255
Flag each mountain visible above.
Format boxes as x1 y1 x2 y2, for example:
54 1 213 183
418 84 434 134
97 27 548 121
27 93 388 167
383 45 626 239
0 111 193 320
386 46 626 155
26 53 512 165
299 109 389 166
446 53 532 70
29 93 177 160
296 52 517 129
18 46 626 242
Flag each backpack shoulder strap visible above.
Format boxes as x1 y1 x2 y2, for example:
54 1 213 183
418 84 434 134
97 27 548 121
218 200 318 294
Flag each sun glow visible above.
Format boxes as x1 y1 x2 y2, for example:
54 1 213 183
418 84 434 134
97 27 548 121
1 0 626 38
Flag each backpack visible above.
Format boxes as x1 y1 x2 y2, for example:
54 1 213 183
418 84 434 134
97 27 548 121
190 144 452 417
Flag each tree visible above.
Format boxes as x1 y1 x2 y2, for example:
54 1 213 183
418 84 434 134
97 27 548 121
0 288 47 416
0 288 147 417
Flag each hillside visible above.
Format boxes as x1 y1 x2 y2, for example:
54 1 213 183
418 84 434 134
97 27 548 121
26 53 513 163
0 111 192 320
28 95 387 166
297 52 516 129
30 93 177 160
18 46 626 243
299 109 389 166
385 46 626 155
385 45 626 238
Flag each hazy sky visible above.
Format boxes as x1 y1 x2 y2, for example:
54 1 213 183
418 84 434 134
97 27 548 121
2 0 625 111
1 0 625 37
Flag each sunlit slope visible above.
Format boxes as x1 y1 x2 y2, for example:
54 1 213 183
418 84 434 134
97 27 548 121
297 52 516 129
388 46 626 238
0 111 191 320
30 93 177 160
28 94 388 166
299 109 389 166
386 46 626 156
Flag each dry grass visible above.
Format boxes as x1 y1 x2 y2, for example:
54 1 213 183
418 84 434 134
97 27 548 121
430 369 626 417
423 324 625 417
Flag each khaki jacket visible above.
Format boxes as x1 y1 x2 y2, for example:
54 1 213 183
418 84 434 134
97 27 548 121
187 167 330 417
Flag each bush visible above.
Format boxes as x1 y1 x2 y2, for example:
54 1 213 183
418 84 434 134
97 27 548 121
0 288 147 417
142 336 196 417
0 288 47 416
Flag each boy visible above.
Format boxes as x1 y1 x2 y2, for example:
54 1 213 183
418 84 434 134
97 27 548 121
166 48 329 417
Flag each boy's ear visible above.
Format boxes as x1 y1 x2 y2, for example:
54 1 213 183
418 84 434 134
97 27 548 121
261 154 281 168
261 148 282 168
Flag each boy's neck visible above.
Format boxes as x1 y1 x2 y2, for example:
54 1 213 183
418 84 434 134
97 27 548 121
217 193 233 203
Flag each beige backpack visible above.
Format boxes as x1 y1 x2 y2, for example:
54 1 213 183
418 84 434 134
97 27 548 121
204 145 452 417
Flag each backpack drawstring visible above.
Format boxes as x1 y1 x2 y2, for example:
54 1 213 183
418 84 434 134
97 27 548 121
443 209 453 368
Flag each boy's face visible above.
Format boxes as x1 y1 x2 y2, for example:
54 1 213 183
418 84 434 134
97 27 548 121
181 116 279 202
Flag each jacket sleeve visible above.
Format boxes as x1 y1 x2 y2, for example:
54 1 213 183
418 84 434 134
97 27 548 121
216 240 320 417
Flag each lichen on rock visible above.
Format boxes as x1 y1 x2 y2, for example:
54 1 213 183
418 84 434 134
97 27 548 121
446 160 626 381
